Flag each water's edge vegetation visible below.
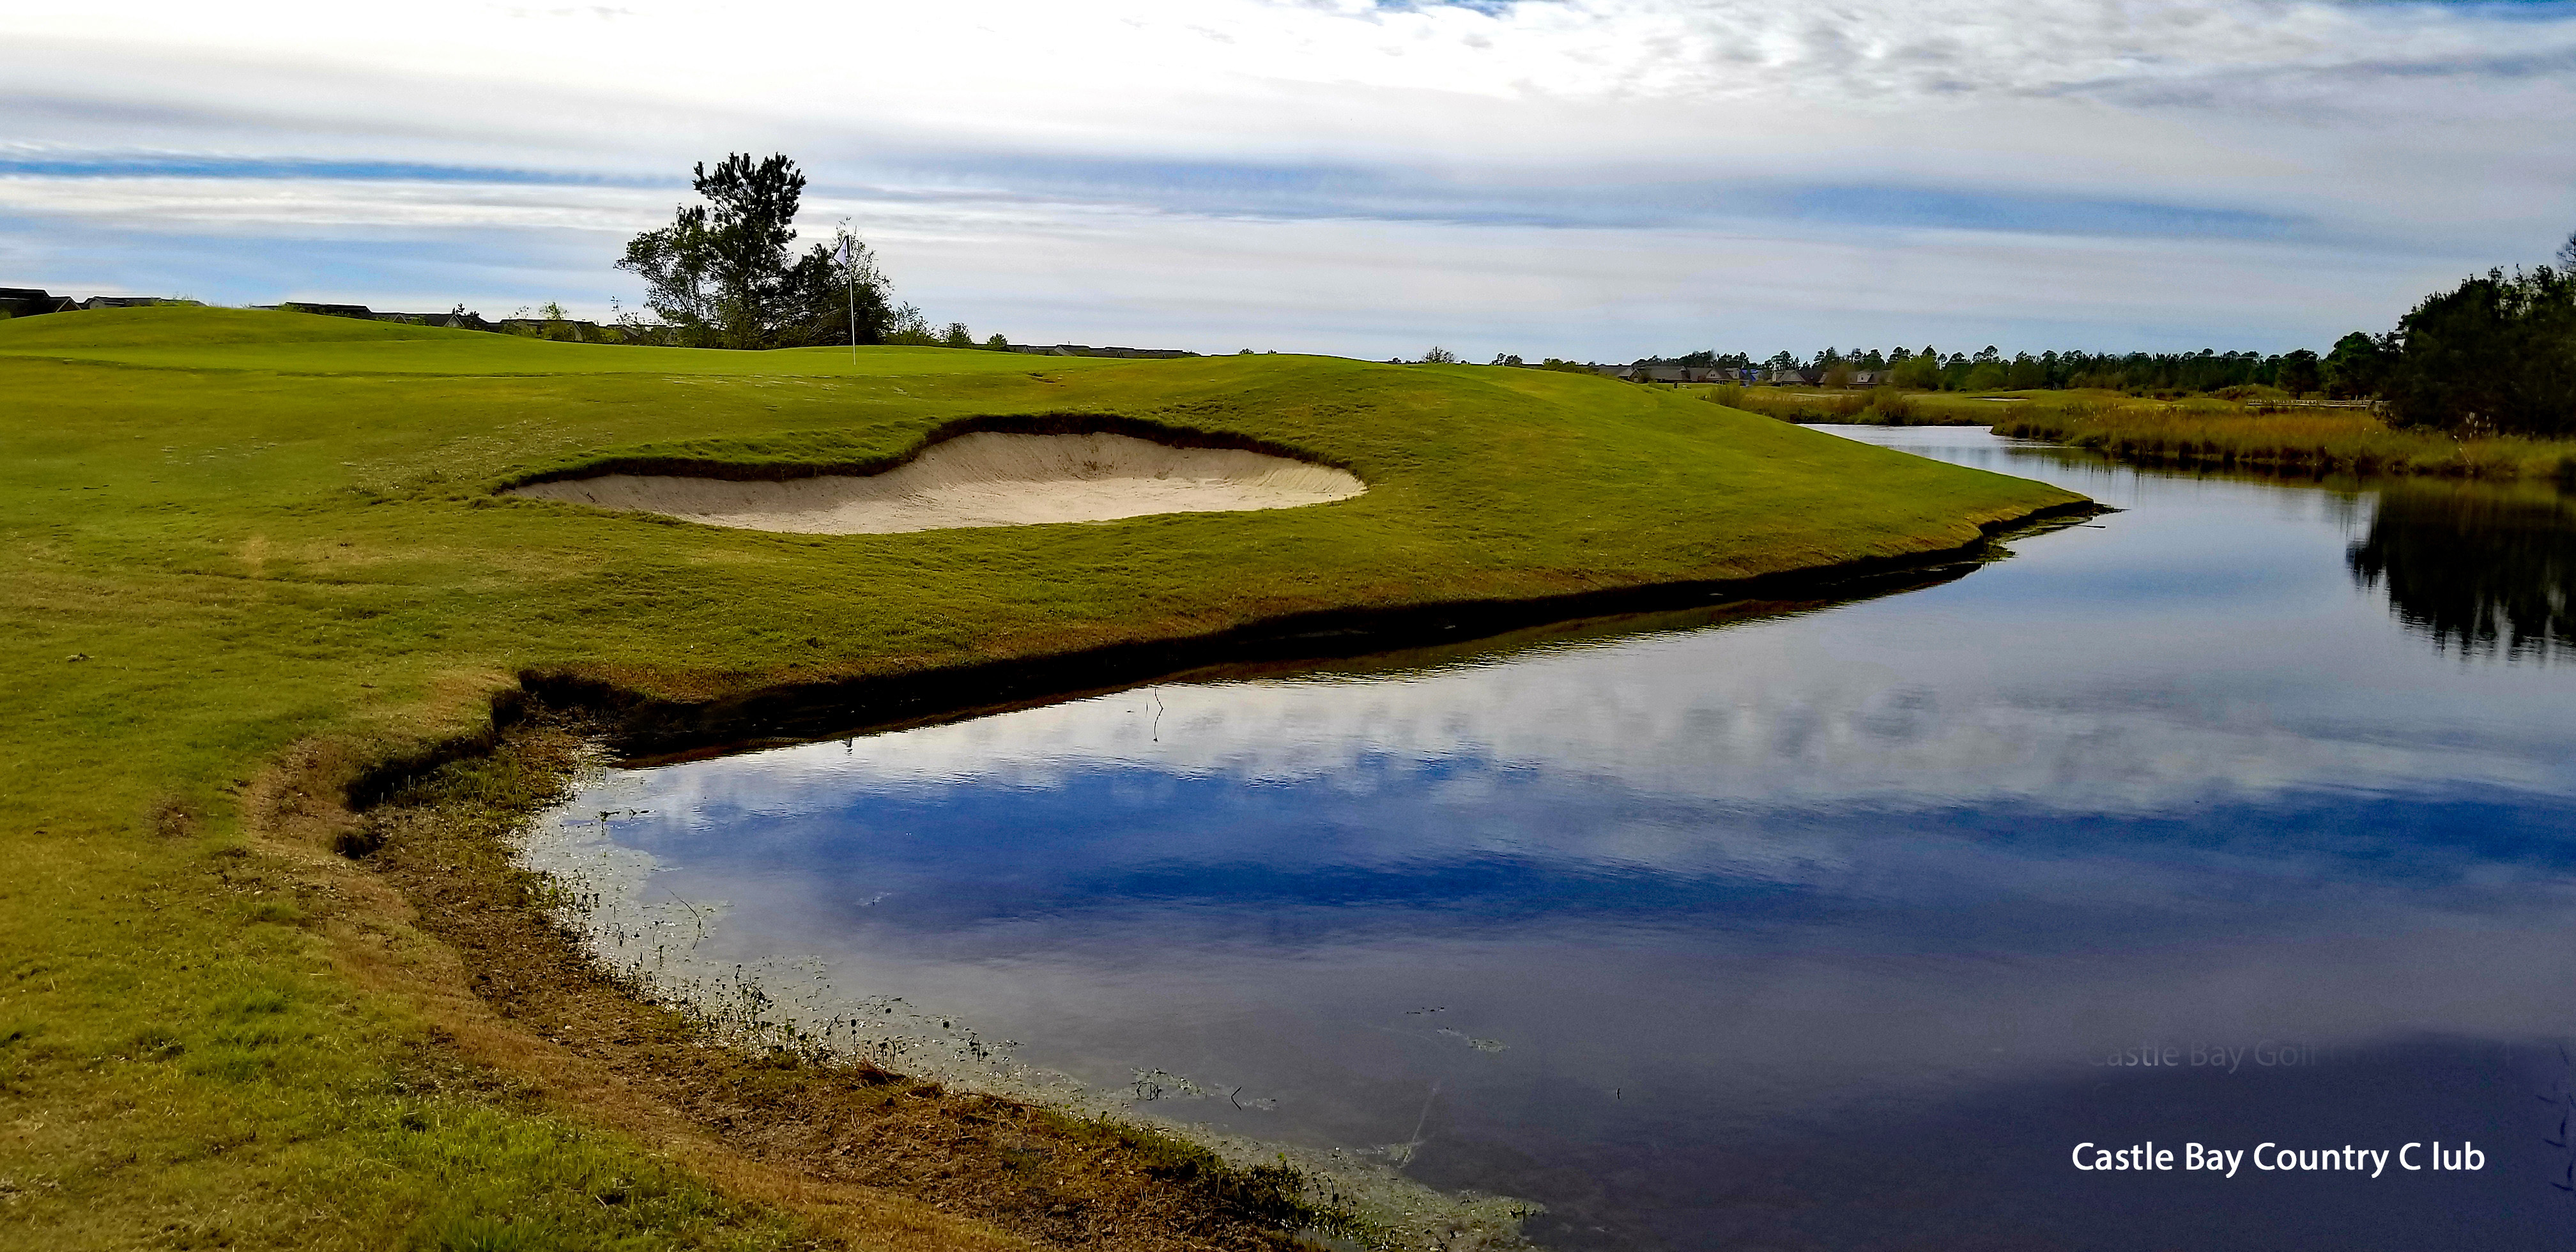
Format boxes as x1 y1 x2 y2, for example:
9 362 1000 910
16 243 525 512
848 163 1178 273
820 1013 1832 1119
1713 386 2576 482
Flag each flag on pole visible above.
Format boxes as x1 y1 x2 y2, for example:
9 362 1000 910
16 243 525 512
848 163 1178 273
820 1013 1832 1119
842 232 857 363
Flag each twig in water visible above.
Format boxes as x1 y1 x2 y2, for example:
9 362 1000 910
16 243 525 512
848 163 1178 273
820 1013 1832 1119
1396 1080 1441 1171
665 887 707 946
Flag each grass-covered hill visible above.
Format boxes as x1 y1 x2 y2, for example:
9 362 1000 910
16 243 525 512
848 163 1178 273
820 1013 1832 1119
0 307 2084 1249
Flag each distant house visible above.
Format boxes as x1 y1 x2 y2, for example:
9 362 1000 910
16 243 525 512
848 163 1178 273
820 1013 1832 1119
1847 370 1894 387
1758 367 1819 385
266 302 380 319
0 287 81 318
1590 365 1747 383
494 316 680 344
373 310 493 331
79 296 203 310
4 291 211 317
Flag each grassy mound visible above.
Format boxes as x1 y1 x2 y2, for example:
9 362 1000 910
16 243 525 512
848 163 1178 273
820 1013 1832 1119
0 307 2083 1249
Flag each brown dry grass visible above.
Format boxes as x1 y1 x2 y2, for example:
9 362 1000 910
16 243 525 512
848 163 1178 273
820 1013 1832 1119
1985 395 2576 479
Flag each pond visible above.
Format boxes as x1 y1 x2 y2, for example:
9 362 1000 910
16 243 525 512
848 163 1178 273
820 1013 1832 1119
528 425 2576 1249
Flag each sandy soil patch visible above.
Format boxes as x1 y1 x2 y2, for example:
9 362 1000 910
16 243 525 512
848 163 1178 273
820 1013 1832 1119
506 431 1365 534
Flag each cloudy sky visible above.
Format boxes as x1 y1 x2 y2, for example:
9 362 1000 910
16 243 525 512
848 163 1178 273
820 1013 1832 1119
4 0 2573 360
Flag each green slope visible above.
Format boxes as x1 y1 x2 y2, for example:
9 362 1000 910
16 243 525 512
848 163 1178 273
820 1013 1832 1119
0 307 2085 1249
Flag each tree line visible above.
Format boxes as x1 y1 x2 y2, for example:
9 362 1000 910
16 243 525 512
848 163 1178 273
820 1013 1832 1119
1627 233 2575 437
1630 346 2334 395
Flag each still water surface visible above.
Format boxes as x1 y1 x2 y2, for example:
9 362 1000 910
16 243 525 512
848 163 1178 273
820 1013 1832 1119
540 427 2576 1248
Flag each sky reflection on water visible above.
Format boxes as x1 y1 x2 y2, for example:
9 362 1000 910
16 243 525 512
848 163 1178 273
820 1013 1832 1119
540 427 2576 1249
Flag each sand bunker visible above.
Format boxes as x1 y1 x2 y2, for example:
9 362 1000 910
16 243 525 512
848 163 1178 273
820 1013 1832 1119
505 431 1365 535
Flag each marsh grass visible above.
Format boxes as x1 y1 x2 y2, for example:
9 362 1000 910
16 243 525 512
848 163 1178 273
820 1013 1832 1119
1706 385 1936 425
1985 393 2576 480
1709 381 2576 480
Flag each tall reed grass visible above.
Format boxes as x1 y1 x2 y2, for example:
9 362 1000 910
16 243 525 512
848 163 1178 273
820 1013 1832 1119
1994 398 2576 481
1709 382 2576 481
1706 385 1946 425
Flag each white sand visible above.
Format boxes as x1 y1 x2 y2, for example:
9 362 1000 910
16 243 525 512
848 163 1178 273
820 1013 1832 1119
505 431 1365 534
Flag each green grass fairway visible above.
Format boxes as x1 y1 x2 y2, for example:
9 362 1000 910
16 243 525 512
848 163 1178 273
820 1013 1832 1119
1 307 2084 1249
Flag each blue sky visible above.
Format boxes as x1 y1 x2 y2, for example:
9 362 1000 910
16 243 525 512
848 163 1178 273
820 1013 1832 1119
4 0 2573 360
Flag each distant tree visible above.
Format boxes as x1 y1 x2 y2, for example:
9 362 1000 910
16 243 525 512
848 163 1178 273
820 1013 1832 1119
1890 347 1941 390
880 303 938 346
1422 346 1458 363
941 322 975 349
2005 353 2047 390
2321 332 2392 399
984 333 1010 351
2276 348 2322 395
1492 353 1524 366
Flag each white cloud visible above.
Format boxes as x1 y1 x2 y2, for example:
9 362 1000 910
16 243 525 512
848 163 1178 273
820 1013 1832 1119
4 0 2573 354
